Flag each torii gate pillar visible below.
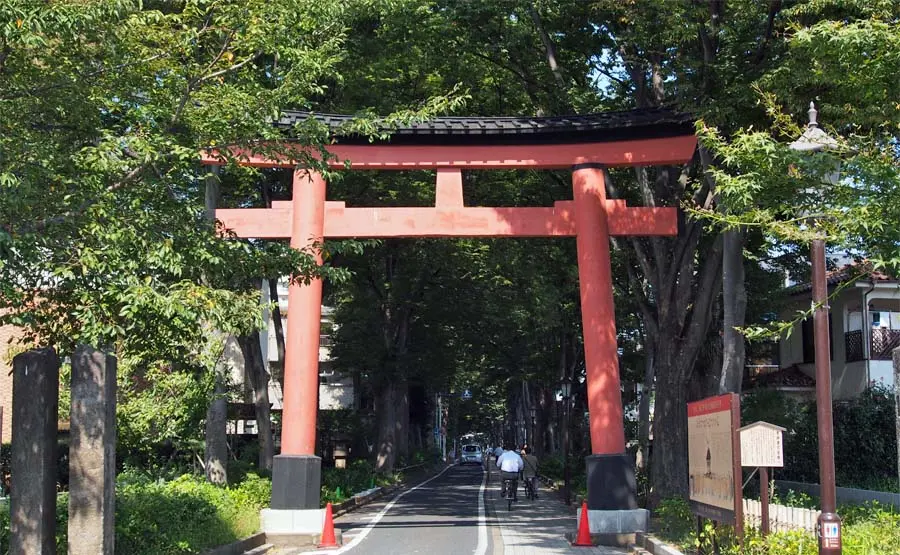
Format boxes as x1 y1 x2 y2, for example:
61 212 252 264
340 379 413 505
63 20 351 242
573 164 639 515
270 170 325 511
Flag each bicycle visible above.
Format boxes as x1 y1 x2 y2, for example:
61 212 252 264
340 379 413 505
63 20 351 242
523 475 536 500
501 476 518 511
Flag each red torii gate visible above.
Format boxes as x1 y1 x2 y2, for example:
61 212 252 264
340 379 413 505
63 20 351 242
204 109 696 533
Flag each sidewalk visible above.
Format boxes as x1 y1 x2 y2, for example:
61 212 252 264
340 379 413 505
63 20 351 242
485 470 628 555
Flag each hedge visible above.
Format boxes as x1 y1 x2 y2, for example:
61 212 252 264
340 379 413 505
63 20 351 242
741 385 897 488
0 472 271 555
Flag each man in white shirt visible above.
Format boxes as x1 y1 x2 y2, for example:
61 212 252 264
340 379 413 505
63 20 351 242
496 443 524 499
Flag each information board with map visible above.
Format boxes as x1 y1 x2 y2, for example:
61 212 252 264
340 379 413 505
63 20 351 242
687 393 742 527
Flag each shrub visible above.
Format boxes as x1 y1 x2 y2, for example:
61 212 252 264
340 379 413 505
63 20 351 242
232 473 272 509
653 497 694 545
741 385 897 487
115 474 262 554
319 459 406 505
538 454 564 481
842 505 900 554
653 497 900 555
0 473 270 555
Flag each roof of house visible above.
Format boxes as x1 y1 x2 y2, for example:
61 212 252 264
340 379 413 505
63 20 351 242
788 262 895 295
274 107 696 145
744 365 815 389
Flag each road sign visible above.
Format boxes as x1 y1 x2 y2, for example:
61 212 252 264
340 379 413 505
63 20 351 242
461 389 473 400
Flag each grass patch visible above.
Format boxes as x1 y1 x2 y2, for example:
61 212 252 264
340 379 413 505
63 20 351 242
321 460 405 505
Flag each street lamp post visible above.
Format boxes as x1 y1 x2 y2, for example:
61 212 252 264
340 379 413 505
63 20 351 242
560 376 572 506
789 102 842 555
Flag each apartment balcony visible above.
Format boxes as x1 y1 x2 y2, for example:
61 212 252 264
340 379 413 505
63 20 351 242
844 328 900 362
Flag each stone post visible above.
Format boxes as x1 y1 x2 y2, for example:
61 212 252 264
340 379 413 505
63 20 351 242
68 346 117 555
11 347 60 555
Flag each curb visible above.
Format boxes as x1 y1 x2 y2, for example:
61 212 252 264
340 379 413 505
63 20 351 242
631 532 686 555
331 484 398 518
200 532 267 555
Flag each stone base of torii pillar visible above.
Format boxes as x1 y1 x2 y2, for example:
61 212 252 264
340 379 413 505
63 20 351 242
580 454 649 546
259 454 326 544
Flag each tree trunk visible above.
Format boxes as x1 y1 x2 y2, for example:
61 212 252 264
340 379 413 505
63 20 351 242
649 365 689 504
636 341 655 474
204 376 228 484
237 333 274 472
203 166 228 485
720 228 746 393
375 381 398 473
644 232 724 503
268 277 286 392
396 380 409 461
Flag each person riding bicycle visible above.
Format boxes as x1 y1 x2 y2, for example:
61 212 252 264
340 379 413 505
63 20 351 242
521 446 539 499
496 442 524 500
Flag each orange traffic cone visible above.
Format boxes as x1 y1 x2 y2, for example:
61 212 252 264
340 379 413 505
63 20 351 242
573 499 593 546
318 502 340 549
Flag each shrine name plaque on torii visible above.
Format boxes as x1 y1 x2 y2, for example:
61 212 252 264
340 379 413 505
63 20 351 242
203 109 696 542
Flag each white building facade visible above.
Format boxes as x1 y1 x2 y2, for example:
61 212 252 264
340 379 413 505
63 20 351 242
778 267 898 399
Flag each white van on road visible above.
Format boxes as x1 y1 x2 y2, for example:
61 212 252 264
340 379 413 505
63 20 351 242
459 444 483 465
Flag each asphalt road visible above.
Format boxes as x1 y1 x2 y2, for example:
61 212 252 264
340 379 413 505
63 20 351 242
328 464 492 555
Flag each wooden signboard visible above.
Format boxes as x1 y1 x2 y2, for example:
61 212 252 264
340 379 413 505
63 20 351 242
687 393 743 535
739 421 785 536
739 422 785 468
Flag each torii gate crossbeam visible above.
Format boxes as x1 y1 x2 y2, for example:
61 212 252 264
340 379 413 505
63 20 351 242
207 108 696 541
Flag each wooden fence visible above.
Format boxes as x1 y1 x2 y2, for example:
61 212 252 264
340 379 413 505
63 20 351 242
743 499 820 534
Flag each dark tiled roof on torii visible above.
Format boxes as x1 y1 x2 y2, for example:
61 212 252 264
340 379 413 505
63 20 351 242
276 107 695 146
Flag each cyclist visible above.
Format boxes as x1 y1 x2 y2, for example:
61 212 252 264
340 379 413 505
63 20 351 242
521 446 539 499
496 442 524 500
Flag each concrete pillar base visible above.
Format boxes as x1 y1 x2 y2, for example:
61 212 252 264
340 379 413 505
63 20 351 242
585 453 638 510
261 507 325 534
574 507 650 547
271 455 321 510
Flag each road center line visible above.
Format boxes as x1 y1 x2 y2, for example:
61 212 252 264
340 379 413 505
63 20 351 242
473 467 488 555
306 463 457 555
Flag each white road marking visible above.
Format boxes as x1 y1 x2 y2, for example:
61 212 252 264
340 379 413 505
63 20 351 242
473 468 488 555
305 464 457 555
